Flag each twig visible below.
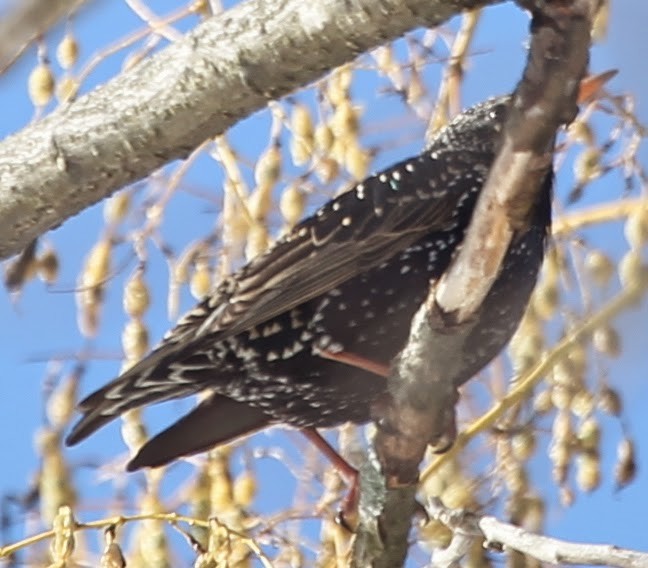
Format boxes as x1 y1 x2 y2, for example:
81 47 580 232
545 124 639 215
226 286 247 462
427 497 648 568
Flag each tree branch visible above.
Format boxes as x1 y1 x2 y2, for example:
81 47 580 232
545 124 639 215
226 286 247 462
0 0 499 261
353 1 596 565
427 497 648 568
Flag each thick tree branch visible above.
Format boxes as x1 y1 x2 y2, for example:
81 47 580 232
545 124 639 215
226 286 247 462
428 498 648 568
0 0 498 261
353 1 596 566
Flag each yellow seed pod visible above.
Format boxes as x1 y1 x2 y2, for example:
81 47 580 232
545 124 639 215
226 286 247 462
615 437 636 489
56 75 79 103
82 240 111 288
56 33 79 69
509 332 543 374
511 430 536 462
332 100 359 139
208 459 234 513
550 441 570 485
290 105 314 165
577 417 601 453
552 410 572 443
122 318 149 361
104 192 131 224
533 280 559 320
573 147 602 185
624 208 648 250
50 505 76 564
245 223 269 261
124 270 151 318
46 373 78 430
28 62 55 107
568 119 595 145
344 142 371 181
598 385 623 416
232 470 257 508
254 143 282 189
533 388 553 414
248 184 273 221
440 476 474 509
567 341 588 377
571 389 595 418
77 294 100 337
38 247 60 284
618 250 648 290
592 324 621 358
521 495 545 532
315 156 340 184
551 384 572 410
576 452 601 492
101 527 127 568
314 122 334 154
279 184 306 227
505 463 529 494
191 262 212 299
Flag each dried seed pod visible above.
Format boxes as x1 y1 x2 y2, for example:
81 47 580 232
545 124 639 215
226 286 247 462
233 470 257 508
104 193 131 224
618 250 648 290
254 143 282 189
584 249 614 286
331 100 359 140
122 319 149 361
576 452 601 492
511 430 536 462
419 519 453 550
509 331 543 374
56 75 79 102
101 526 127 568
208 452 235 513
245 223 269 261
46 372 78 430
290 104 314 165
314 122 334 154
344 142 371 181
50 505 76 564
38 247 60 284
551 385 572 410
81 240 111 289
568 119 595 145
124 270 151 318
577 417 601 453
598 385 623 416
573 147 602 185
505 463 529 494
550 440 570 485
533 279 559 320
592 324 621 358
533 388 553 414
56 33 79 69
624 208 648 250
315 156 339 184
248 183 273 221
552 410 572 443
28 62 55 106
615 437 637 489
191 261 212 300
279 184 306 228
407 68 425 105
571 389 595 418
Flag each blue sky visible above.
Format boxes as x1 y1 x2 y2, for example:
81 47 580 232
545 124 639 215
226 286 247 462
0 0 647 564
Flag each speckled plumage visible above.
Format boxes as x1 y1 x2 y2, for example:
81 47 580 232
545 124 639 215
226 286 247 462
66 97 553 470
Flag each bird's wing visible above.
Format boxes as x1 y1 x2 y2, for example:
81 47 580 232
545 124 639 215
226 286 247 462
169 151 476 347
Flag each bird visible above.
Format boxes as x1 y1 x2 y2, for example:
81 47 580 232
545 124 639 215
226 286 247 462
66 95 553 472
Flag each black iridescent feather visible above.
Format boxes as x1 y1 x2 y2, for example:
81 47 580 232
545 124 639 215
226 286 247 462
66 97 553 470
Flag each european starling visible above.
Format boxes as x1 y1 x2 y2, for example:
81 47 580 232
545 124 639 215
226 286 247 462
66 97 552 470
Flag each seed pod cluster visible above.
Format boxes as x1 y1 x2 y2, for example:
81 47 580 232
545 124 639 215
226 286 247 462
29 60 55 107
49 505 76 566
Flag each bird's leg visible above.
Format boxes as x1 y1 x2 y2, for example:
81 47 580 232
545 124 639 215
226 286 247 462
316 349 390 378
300 428 360 530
